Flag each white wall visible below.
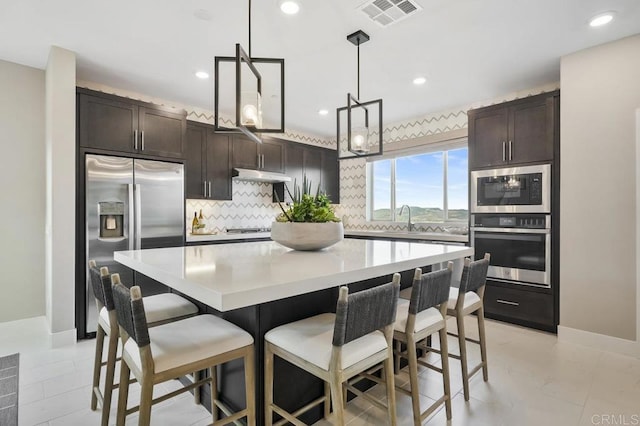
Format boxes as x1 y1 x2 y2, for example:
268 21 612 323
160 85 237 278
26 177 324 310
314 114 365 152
45 47 76 346
560 34 640 343
0 60 46 322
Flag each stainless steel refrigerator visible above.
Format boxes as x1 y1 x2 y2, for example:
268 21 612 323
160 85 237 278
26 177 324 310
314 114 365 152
84 154 184 333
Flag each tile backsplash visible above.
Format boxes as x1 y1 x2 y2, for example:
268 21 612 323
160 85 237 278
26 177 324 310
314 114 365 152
186 181 282 233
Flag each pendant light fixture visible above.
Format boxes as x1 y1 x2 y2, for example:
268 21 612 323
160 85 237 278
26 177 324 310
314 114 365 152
337 30 383 159
214 0 285 143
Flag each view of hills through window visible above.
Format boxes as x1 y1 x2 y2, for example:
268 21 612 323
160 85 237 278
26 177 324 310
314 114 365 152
372 147 468 222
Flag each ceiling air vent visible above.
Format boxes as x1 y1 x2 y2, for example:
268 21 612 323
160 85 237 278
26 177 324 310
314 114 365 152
359 0 422 27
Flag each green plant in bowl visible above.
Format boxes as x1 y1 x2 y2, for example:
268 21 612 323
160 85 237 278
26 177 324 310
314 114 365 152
274 176 340 223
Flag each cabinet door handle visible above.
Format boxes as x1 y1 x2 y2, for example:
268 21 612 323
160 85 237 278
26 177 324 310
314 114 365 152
141 130 145 151
208 181 212 198
496 299 519 306
502 141 506 162
203 181 207 197
509 140 513 161
134 130 138 150
257 154 261 169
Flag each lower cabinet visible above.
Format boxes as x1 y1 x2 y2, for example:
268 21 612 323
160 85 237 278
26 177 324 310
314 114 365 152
483 281 555 331
185 122 232 200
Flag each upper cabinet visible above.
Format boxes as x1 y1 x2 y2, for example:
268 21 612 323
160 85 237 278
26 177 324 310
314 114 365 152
185 122 232 200
231 136 285 173
78 89 186 159
274 141 340 204
468 90 558 170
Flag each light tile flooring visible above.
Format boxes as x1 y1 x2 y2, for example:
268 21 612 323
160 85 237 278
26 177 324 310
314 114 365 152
2 316 640 426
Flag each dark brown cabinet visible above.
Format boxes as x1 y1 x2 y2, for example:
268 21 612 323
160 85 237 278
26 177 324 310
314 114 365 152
78 89 186 159
275 141 340 204
232 136 285 173
185 122 232 200
483 281 554 330
468 91 558 169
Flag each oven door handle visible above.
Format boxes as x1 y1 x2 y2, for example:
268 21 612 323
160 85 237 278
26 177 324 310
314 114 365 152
470 227 550 234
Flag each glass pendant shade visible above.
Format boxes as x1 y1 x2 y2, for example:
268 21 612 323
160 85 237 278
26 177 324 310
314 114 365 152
351 126 370 154
240 91 262 128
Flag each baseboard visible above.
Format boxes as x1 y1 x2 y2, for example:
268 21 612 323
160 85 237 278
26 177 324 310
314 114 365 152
49 328 77 348
558 325 640 357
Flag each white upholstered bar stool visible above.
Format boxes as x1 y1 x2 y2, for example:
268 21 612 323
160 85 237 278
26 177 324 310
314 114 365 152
264 275 401 426
88 261 199 426
446 253 490 401
112 280 256 426
392 263 454 424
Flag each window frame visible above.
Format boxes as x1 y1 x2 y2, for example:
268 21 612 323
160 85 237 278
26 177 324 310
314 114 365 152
366 138 468 224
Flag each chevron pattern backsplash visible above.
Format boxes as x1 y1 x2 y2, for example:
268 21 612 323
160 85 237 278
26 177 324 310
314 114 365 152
186 181 282 233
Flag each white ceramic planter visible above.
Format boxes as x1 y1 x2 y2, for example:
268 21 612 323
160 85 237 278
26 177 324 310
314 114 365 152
271 221 344 251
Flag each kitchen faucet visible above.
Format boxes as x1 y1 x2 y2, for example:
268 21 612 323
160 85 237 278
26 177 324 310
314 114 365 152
399 204 414 232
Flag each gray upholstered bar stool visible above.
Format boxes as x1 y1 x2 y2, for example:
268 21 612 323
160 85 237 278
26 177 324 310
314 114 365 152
392 263 454 424
446 253 490 401
88 261 199 426
112 279 256 426
264 275 401 426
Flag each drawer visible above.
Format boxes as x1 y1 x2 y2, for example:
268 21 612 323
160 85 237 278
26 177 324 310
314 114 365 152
483 283 554 327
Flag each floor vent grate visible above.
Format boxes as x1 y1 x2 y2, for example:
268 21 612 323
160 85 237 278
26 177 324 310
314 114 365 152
359 0 422 27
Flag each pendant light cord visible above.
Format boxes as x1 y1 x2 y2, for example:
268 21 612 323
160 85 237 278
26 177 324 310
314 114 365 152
248 0 252 57
357 40 360 99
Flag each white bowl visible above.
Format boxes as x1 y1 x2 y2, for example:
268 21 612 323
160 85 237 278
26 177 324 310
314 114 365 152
271 221 344 251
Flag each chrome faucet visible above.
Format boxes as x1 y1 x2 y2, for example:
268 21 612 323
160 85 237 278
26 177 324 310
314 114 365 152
399 205 414 232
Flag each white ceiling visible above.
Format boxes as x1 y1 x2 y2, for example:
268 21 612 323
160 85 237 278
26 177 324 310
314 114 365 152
1 0 640 138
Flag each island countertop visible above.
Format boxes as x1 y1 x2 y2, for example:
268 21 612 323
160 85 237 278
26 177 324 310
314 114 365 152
114 239 473 312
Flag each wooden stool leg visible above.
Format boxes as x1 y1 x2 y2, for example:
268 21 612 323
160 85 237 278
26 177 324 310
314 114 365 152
264 343 274 426
91 325 105 411
116 360 131 426
100 329 119 426
383 352 397 426
394 339 401 373
138 377 153 426
477 307 489 381
324 380 331 419
438 327 452 420
329 374 345 426
210 366 218 422
193 371 200 404
406 336 421 426
456 313 470 401
244 347 256 426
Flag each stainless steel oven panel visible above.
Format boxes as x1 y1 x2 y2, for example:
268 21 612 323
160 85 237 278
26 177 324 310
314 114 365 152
471 164 551 213
471 227 551 288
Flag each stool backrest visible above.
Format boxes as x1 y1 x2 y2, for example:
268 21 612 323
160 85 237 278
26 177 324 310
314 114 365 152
409 263 453 315
459 253 491 293
112 277 150 348
332 273 401 347
88 260 115 311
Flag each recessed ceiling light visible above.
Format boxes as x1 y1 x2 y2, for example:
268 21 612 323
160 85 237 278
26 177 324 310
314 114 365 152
413 77 427 86
318 109 329 116
589 12 615 27
279 0 300 15
195 71 209 79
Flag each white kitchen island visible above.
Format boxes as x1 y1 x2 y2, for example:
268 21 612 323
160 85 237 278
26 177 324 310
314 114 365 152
114 238 473 425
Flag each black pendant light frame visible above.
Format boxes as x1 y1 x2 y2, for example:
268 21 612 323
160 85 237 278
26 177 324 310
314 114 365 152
214 0 285 143
337 30 383 160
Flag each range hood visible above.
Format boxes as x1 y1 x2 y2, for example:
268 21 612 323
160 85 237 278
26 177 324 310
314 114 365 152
232 168 292 183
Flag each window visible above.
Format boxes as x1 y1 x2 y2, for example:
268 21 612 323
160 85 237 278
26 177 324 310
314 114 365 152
368 144 468 223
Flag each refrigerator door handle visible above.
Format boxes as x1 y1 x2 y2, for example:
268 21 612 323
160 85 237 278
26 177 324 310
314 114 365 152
127 184 135 250
134 183 142 250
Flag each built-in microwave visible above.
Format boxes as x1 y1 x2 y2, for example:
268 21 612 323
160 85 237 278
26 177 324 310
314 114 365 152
470 164 551 213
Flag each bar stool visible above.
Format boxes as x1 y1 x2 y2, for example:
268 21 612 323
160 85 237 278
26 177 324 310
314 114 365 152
447 253 490 401
264 275 401 426
88 261 199 426
392 263 454 425
112 279 256 426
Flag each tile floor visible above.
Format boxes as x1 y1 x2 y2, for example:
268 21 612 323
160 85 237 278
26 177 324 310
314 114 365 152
2 315 639 426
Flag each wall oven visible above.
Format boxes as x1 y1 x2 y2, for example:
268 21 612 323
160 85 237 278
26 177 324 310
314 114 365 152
471 214 551 288
471 164 551 213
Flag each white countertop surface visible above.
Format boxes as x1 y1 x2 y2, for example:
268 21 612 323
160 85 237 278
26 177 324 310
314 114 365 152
115 239 473 311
